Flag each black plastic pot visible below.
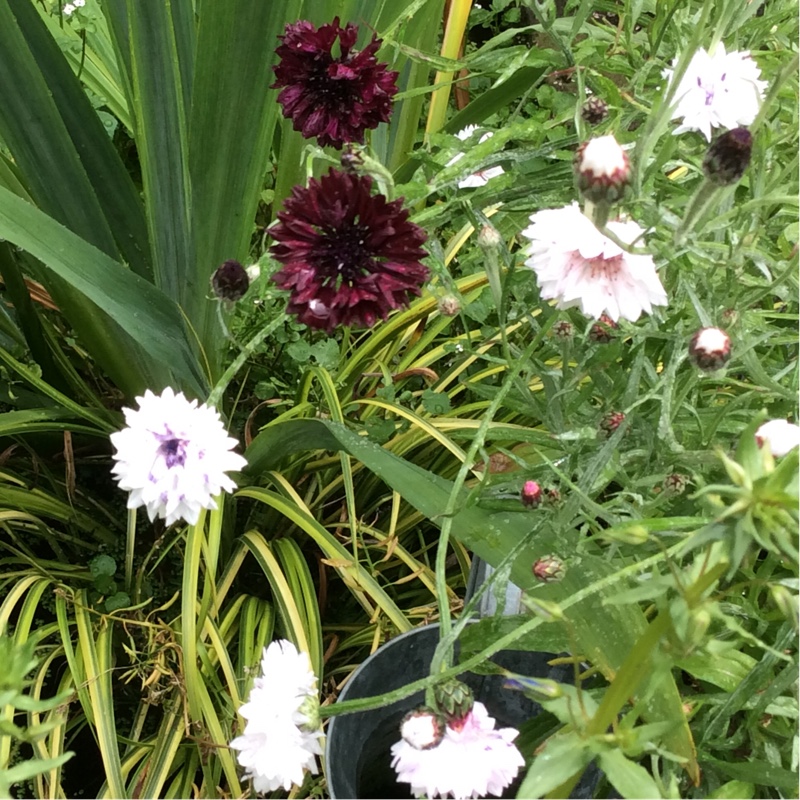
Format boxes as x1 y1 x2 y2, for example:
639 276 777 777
325 559 602 799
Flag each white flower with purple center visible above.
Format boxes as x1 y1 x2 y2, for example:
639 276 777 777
664 44 767 141
230 640 324 793
448 125 505 188
391 701 524 799
521 203 668 323
110 387 247 525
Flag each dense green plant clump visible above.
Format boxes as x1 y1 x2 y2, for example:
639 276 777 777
0 0 796 798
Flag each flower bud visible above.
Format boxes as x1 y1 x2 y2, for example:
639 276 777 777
703 127 753 186
437 294 462 317
552 320 574 340
769 584 798 626
755 419 800 458
400 707 445 750
340 144 365 174
521 480 542 508
211 259 250 303
663 473 690 494
589 314 618 343
433 679 474 726
532 554 566 583
543 486 561 506
581 96 609 126
600 411 625 433
503 673 563 701
689 327 731 370
601 523 649 545
477 224 503 253
574 135 630 203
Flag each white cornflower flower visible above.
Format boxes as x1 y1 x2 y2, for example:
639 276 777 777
521 203 668 323
62 2 76 14
664 44 767 141
447 125 505 188
392 701 524 799
755 419 800 458
231 640 324 794
110 387 247 526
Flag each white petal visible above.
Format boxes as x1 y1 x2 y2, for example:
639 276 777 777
520 205 667 323
110 388 247 526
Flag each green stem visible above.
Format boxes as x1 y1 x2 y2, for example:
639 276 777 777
549 558 729 798
207 314 285 407
675 178 723 244
124 507 137 597
322 538 687 719
429 333 544 680
181 512 206 726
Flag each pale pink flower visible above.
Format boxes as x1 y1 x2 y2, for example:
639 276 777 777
391 701 524 799
521 203 667 322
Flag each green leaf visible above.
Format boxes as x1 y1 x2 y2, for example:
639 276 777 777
597 749 662 799
675 648 757 692
0 185 207 397
126 0 194 305
6 0 151 280
89 555 117 580
421 389 452 414
0 753 73 793
0 0 120 263
188 0 304 376
516 733 594 799
704 757 799 792
708 780 755 799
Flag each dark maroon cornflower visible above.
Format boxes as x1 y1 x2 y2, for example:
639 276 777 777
270 168 429 332
272 18 399 149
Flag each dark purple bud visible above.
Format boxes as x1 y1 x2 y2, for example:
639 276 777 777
211 260 250 303
703 127 753 186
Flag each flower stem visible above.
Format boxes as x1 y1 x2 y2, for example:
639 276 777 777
675 178 722 244
429 328 553 680
207 313 285 407
583 199 610 228
321 539 687 719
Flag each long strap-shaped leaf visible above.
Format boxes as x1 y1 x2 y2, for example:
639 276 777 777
73 594 127 798
187 0 304 378
0 185 207 397
5 0 152 281
122 0 194 306
236 489 412 634
245 417 699 778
